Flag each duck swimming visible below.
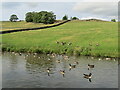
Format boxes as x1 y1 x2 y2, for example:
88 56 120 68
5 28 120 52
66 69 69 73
47 68 51 76
60 70 65 77
74 61 79 64
83 73 92 82
69 64 76 71
88 64 94 70
56 60 61 63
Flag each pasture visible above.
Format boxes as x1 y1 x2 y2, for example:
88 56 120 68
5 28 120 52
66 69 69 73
1 20 118 57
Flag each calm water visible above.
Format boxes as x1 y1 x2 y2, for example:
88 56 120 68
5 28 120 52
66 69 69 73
2 52 118 88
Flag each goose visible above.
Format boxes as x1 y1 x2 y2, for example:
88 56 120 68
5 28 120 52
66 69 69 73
68 42 72 45
89 43 92 46
74 61 79 64
19 53 22 56
60 70 65 77
64 56 69 59
48 58 51 61
96 43 99 46
98 58 101 61
88 64 94 70
105 58 111 60
47 68 51 76
56 60 61 63
69 64 76 71
56 41 59 44
83 73 92 82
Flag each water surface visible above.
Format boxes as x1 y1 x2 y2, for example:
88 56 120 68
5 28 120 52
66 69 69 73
2 52 118 88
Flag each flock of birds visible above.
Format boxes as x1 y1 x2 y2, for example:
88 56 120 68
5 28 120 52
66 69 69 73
4 51 118 82
46 57 94 82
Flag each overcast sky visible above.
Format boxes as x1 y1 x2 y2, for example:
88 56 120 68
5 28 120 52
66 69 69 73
1 0 118 21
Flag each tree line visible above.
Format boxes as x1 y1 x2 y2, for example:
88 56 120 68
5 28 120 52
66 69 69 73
9 11 116 23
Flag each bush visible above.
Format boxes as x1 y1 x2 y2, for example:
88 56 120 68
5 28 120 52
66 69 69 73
111 19 116 22
71 17 79 20
62 15 68 20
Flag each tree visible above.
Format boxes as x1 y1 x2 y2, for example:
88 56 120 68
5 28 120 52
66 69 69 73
25 11 56 24
40 11 56 24
25 12 35 22
62 15 68 20
111 19 116 22
9 14 18 22
71 17 79 20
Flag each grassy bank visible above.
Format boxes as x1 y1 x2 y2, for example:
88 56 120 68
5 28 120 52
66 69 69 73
1 20 118 57
1 20 62 31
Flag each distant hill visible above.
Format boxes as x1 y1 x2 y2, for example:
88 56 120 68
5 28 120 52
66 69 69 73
80 19 107 22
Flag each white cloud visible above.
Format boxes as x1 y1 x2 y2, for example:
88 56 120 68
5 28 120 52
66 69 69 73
2 0 119 2
80 17 108 21
73 2 118 19
82 0 119 2
25 2 39 8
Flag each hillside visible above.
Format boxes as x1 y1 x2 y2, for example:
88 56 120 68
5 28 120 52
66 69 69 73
1 20 118 57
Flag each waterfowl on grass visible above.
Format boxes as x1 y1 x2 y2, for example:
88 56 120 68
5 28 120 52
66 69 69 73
68 42 72 45
89 43 92 46
56 41 59 44
96 43 99 46
88 64 94 70
83 73 92 82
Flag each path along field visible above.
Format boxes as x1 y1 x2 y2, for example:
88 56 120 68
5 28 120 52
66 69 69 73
1 20 118 57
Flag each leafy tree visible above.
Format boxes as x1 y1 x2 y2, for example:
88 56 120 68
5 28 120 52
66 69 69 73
9 14 18 22
25 11 56 24
25 12 35 22
62 15 68 20
111 19 116 22
71 17 79 20
40 11 56 24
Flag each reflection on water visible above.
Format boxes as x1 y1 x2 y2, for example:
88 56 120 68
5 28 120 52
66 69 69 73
2 52 118 88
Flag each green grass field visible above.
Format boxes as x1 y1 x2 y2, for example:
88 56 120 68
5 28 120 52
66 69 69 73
1 20 62 31
1 20 118 57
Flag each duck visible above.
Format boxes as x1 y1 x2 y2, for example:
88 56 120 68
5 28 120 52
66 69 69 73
56 60 61 63
64 56 69 59
105 58 111 60
89 43 92 46
83 73 92 82
74 61 79 64
47 68 51 76
60 70 65 77
88 64 94 70
68 42 72 45
56 41 59 44
98 58 101 61
19 53 22 56
48 58 51 61
69 64 76 70
96 43 99 46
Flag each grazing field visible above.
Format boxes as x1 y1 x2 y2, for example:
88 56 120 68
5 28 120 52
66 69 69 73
1 20 118 57
1 20 62 31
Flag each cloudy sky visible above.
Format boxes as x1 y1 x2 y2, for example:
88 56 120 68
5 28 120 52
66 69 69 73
1 0 118 21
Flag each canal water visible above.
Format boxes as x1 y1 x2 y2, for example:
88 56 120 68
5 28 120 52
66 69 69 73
2 52 118 88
